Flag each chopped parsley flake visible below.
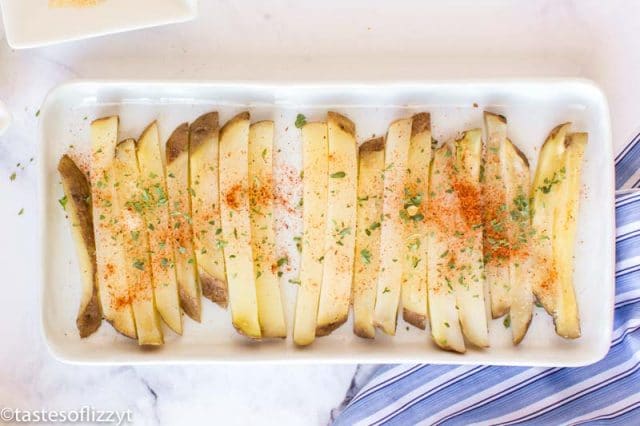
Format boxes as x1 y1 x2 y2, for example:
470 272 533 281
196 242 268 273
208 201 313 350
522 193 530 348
133 259 145 270
58 195 68 210
503 315 511 328
360 248 372 264
539 167 566 194
295 114 307 128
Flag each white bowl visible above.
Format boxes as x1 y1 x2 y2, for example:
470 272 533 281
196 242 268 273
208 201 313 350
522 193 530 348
0 0 197 49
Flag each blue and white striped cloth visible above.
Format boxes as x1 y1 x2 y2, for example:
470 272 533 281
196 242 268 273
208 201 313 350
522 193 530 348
333 135 640 425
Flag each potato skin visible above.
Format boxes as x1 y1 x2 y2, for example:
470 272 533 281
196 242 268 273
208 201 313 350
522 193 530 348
359 136 384 153
190 112 219 152
403 308 427 330
220 112 250 140
57 154 102 338
166 123 189 164
328 111 356 136
179 287 200 323
200 271 228 309
411 112 431 136
315 317 348 337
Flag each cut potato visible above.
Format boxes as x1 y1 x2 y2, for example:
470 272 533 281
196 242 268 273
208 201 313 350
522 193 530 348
136 122 182 335
401 113 431 330
353 137 385 338
426 144 465 353
373 117 412 336
503 138 534 344
531 123 571 315
452 129 489 348
189 112 228 308
248 121 287 338
219 112 261 339
554 132 587 339
166 123 201 322
482 112 511 318
293 122 329 345
114 139 164 345
57 154 101 338
316 112 358 336
90 116 136 338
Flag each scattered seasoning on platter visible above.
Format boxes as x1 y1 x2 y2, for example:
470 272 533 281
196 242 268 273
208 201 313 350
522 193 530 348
482 148 510 266
224 183 243 210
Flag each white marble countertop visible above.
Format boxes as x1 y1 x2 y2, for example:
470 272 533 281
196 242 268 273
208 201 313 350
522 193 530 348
1 1 639 424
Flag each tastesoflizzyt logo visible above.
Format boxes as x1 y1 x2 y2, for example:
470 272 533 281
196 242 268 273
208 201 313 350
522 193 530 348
0 406 132 424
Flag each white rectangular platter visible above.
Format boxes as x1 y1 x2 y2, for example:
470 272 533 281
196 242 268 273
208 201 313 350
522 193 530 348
39 80 614 365
0 0 197 49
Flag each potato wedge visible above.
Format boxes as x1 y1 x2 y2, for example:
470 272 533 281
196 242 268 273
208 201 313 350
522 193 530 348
452 129 489 348
316 112 358 336
401 113 431 330
166 123 201 322
482 112 511 318
219 112 261 339
353 137 385 338
503 139 534 344
248 121 287 338
136 122 182 335
426 144 465 353
58 155 101 338
554 132 587 339
531 123 571 315
189 112 228 308
114 139 164 345
373 118 412 335
90 116 136 338
293 122 329 345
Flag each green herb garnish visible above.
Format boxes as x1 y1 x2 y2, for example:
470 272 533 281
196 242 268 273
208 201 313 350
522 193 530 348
133 259 145 270
360 249 372 264
295 114 307 128
58 195 68 210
